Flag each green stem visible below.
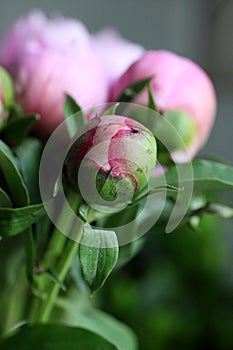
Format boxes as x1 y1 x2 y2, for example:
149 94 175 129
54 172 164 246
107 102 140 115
24 227 36 283
41 190 81 271
35 231 83 323
0 252 28 336
29 192 84 323
40 227 67 274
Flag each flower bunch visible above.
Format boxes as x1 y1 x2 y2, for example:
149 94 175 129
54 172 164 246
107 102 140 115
0 10 232 350
0 11 215 162
0 11 143 134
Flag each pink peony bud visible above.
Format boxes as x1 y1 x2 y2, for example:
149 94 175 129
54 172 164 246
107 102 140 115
91 28 144 85
65 115 157 205
0 11 109 135
111 50 217 162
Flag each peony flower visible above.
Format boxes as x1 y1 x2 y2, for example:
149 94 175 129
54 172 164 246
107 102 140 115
0 11 109 135
91 28 144 85
65 115 157 205
111 50 217 162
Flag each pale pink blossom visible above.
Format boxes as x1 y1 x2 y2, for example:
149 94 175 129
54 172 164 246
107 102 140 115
111 50 217 161
0 11 109 134
91 28 144 84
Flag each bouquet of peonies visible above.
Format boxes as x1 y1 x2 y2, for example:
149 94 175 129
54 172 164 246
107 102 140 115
0 11 232 350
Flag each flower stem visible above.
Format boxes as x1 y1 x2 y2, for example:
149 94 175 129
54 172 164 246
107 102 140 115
29 193 84 323
36 232 83 323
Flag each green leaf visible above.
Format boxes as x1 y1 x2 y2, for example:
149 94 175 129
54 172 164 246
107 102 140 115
0 187 13 208
59 301 138 350
118 76 153 103
15 138 43 204
0 114 39 145
0 67 14 107
64 94 85 137
64 94 82 117
79 225 119 294
0 141 36 282
147 82 157 111
0 203 45 236
151 160 233 192
103 103 120 116
70 255 90 294
0 324 117 350
197 154 231 165
0 140 29 206
163 109 196 150
10 102 23 117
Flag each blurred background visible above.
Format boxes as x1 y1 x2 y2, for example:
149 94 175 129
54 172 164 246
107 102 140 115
0 1 232 349
0 0 232 161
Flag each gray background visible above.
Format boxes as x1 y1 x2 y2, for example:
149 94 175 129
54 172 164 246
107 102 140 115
0 0 232 162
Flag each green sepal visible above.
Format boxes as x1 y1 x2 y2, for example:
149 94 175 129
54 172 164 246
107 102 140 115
118 76 153 103
64 94 85 137
147 82 157 111
103 103 119 116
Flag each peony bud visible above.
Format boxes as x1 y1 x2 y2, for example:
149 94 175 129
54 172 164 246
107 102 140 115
111 50 217 162
0 67 14 124
0 11 108 135
65 115 157 206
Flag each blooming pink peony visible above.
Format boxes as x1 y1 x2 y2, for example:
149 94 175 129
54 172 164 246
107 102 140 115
0 11 109 134
91 28 144 84
111 50 217 162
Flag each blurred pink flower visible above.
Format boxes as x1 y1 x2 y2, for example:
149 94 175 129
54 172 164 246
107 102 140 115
111 50 217 162
0 11 109 134
91 28 144 84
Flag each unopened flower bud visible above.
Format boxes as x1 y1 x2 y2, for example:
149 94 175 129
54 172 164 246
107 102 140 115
65 115 157 206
